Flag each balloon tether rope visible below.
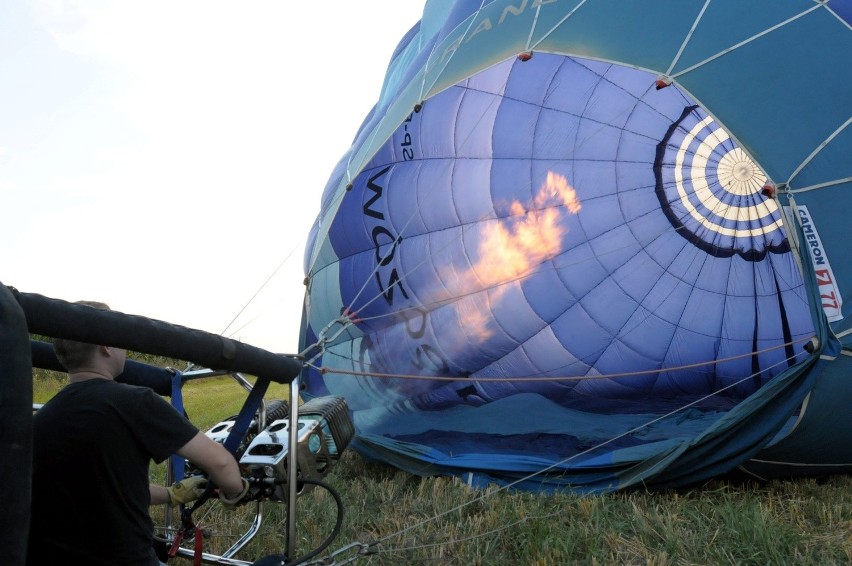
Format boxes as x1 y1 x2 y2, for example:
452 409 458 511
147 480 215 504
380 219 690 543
310 336 811 383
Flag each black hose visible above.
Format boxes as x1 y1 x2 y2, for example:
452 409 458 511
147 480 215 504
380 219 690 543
283 479 346 566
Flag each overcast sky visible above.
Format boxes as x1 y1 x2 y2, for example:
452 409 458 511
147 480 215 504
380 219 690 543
1 1 425 354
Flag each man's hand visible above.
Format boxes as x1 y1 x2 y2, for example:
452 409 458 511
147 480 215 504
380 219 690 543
219 478 251 510
166 475 208 505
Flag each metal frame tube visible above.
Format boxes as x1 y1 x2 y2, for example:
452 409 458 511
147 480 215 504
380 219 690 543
287 377 300 558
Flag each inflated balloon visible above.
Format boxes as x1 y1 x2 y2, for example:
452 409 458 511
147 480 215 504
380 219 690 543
300 1 852 492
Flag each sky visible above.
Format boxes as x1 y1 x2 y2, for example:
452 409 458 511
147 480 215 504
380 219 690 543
1 1 426 354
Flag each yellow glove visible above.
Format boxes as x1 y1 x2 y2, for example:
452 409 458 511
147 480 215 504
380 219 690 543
218 478 251 510
166 476 208 505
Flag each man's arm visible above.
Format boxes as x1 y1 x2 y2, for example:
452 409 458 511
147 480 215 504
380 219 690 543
150 484 171 505
175 432 246 499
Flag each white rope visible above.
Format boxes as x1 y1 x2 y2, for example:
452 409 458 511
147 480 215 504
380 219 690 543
666 0 712 76
786 116 852 189
671 4 823 79
787 176 852 194
361 353 803 555
528 0 589 52
524 0 543 51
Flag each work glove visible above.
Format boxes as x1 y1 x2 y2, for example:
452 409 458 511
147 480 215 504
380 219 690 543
219 478 251 510
166 475 208 505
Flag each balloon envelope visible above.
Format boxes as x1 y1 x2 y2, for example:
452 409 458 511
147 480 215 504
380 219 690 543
300 0 852 492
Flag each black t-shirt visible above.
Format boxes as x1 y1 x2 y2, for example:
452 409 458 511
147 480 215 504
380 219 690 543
27 379 199 566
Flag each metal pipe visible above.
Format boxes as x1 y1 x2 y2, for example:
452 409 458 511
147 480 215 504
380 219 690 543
286 376 300 559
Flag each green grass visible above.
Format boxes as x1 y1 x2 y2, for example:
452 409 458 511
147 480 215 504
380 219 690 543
32 357 852 566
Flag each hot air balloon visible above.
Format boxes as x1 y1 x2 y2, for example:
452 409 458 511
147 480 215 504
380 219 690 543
299 0 852 492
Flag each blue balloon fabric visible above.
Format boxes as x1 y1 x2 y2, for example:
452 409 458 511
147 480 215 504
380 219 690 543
300 1 852 492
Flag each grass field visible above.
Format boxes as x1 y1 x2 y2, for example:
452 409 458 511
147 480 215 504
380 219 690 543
33 354 852 565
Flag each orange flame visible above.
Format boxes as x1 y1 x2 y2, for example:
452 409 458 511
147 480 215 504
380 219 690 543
456 172 581 341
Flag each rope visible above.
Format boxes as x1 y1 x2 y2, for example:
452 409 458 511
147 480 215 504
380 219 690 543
220 249 294 337
786 117 852 192
313 336 811 383
357 352 803 555
670 4 823 79
666 0 711 76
